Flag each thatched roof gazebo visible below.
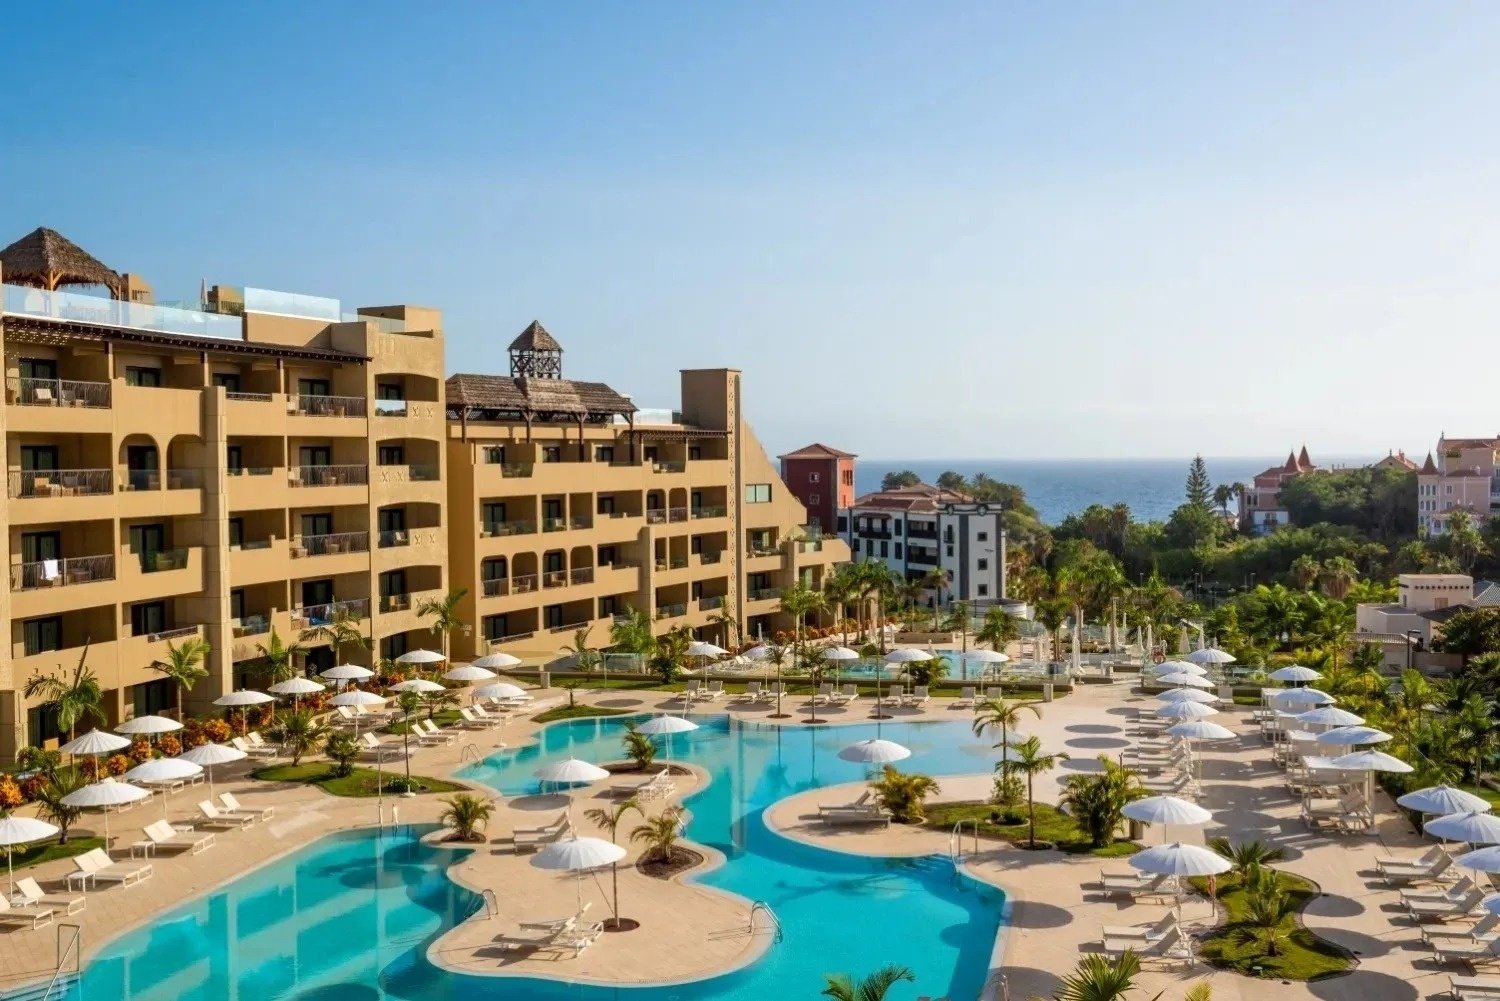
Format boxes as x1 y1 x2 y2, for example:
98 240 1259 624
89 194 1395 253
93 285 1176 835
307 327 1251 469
0 227 121 296
508 320 563 379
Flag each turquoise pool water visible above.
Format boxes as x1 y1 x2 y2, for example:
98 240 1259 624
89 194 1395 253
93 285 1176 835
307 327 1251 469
43 716 1005 1001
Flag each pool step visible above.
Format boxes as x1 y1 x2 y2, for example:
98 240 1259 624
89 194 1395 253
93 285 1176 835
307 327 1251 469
0 973 78 1001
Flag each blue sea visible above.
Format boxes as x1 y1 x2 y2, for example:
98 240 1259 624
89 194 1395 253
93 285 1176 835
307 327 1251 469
856 457 1375 525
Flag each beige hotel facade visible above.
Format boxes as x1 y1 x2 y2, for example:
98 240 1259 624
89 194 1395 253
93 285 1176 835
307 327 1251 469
0 230 846 761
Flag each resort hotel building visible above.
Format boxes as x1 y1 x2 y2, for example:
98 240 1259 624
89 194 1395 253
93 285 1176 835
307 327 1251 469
1416 435 1500 536
838 483 1006 605
0 229 847 760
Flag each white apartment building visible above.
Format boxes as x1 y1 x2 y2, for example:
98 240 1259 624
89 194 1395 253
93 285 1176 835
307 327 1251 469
837 484 1005 605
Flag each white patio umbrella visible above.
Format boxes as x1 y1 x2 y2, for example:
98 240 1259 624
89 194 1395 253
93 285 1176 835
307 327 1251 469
268 676 326 710
330 690 387 736
125 758 205 818
320 664 374 687
740 645 774 661
1317 726 1393 747
397 649 445 665
0 816 60 895
686 641 728 659
1122 795 1213 827
1454 846 1500 874
635 715 698 758
1295 706 1364 729
1164 718 1236 782
443 664 497 683
1154 673 1214 689
535 758 610 790
59 729 131 758
116 715 183 737
1154 702 1219 720
1150 660 1205 676
838 738 912 766
1399 785 1492 817
532 835 628 918
472 652 524 670
391 678 447 694
1331 748 1412 812
61 780 150 855
1268 665 1323 684
1156 688 1217 705
880 649 932 718
179 742 247 796
1426 811 1500 845
1129 841 1232 918
214 690 274 734
1187 648 1236 666
1269 688 1335 709
822 645 860 687
965 648 1010 682
474 682 529 701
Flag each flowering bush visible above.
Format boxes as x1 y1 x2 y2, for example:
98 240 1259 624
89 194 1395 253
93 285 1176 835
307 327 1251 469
129 738 154 765
19 774 45 803
158 734 182 757
104 754 130 776
0 775 23 810
201 718 232 743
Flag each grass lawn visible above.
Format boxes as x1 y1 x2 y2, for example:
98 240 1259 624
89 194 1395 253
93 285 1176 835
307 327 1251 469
924 801 1140 858
1458 782 1500 809
251 762 466 797
1192 871 1353 980
532 705 634 724
7 835 105 871
384 709 464 734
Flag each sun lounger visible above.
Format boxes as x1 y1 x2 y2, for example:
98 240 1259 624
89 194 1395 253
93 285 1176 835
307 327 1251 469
683 681 703 702
496 918 575 951
458 707 498 729
218 792 274 821
1410 887 1487 921
1141 774 1194 797
839 684 860 703
821 807 891 826
953 686 976 708
983 687 1004 701
1378 844 1448 872
231 736 278 759
143 819 215 854
1451 974 1500 999
813 683 836 705
616 769 675 802
1427 913 1500 946
1303 791 1372 833
0 896 54 930
197 800 255 829
1403 877 1477 907
74 848 152 888
820 791 874 815
412 719 453 746
360 732 411 761
734 682 763 703
514 814 571 851
704 680 725 700
520 902 591 931
555 920 605 955
1102 912 1177 946
14 878 84 916
247 731 284 753
902 686 930 707
1434 937 1500 968
470 703 511 722
1100 926 1193 967
1100 872 1175 899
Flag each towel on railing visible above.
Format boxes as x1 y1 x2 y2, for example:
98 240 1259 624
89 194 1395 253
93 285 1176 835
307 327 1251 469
41 559 60 581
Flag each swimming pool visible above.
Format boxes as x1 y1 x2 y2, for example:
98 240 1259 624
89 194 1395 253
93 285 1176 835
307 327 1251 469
40 716 1006 1001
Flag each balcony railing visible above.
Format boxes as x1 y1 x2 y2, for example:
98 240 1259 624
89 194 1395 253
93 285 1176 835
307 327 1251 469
691 506 727 519
550 620 592 634
405 464 440 482
226 391 274 403
12 554 115 590
482 577 510 598
656 603 688 619
646 510 667 525
667 507 688 523
227 466 275 478
747 545 781 558
483 520 535 538
487 632 535 647
542 570 569 589
138 625 202 643
7 377 112 409
297 598 370 626
295 532 370 557
2 283 243 340
699 595 725 611
511 573 538 594
655 557 690 571
748 587 783 602
166 468 202 490
542 517 568 533
377 529 410 548
653 461 686 474
570 567 594 585
699 552 724 565
373 399 409 417
233 615 271 638
380 592 412 613
292 464 369 487
500 463 533 478
139 547 189 573
9 469 112 499
290 394 367 418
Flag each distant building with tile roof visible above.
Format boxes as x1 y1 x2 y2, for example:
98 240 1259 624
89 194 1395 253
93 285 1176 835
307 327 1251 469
838 484 1006 607
777 443 856 534
1416 434 1500 536
1238 447 1317 534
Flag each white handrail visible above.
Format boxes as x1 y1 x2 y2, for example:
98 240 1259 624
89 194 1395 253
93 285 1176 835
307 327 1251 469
748 900 783 942
42 923 80 1001
950 818 979 862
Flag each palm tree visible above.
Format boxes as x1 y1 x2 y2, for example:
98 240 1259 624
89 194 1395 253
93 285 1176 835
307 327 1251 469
630 805 685 863
1059 759 1144 849
943 600 972 655
921 567 951 628
439 793 493 842
255 627 306 686
973 696 1040 805
870 766 941 822
976 606 1018 658
300 605 370 663
1010 736 1067 848
1289 554 1321 591
1318 556 1358 600
609 607 656 665
1212 483 1234 515
709 610 741 649
23 645 105 742
149 636 210 719
33 769 88 844
649 626 693 684
1206 837 1287 878
266 709 328 766
1235 865 1296 957
584 797 642 926
324 731 360 777
416 587 468 659
820 965 915 1001
1452 694 1497 786
1052 951 1140 1001
779 581 826 714
823 564 862 645
562 625 601 673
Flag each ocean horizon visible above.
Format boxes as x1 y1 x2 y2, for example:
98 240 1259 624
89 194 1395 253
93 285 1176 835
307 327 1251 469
855 456 1379 525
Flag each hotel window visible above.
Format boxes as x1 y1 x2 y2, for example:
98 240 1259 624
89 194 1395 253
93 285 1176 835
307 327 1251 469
484 446 505 464
126 366 163 387
544 605 564 629
745 483 772 503
879 541 889 557
542 446 562 463
689 446 703 461
228 517 244 547
836 516 848 532
895 521 903 536
978 558 989 571
977 531 988 542
946 545 954 557
895 543 903 558
599 546 617 566
297 377 331 397
809 472 821 483
597 496 616 516
601 596 619 617
865 540 874 555
377 444 405 466
23 617 62 657
212 372 241 393
381 634 410 661
484 615 509 641
977 584 989 597
809 493 820 505
595 445 615 463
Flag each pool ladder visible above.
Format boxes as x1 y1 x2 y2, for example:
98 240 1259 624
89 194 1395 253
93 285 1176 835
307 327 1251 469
460 743 482 763
748 900 783 942
38 923 80 1001
950 819 979 863
480 888 499 919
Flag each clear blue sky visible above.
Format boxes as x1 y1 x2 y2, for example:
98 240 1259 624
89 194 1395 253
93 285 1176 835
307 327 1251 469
2 2 1496 459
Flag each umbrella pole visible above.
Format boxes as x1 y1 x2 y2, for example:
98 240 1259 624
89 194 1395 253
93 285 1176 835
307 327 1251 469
104 810 112 858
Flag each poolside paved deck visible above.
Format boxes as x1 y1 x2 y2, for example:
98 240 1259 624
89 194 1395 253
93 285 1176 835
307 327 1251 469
0 679 1467 1001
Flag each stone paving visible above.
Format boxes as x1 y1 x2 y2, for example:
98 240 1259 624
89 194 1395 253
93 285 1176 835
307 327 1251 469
0 679 1474 1001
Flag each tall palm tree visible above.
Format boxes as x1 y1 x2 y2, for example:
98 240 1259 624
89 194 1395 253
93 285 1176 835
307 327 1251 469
649 626 693 684
1010 736 1067 848
266 708 328 766
255 626 306 685
610 607 656 659
820 965 915 1001
416 587 468 659
1058 758 1144 849
629 805 685 863
709 610 741 649
976 606 1018 657
23 644 104 741
823 564 862 645
973 696 1040 804
149 636 210 719
1318 556 1358 600
858 561 899 649
562 625 601 672
584 797 642 927
300 605 370 663
921 567 951 628
1206 837 1287 878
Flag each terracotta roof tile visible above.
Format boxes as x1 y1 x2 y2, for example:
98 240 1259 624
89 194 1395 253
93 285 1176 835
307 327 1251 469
778 442 857 460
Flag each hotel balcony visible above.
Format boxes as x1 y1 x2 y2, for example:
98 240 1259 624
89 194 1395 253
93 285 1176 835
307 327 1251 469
376 587 443 636
229 538 291 585
290 532 371 576
6 469 114 525
117 468 205 518
8 554 116 618
288 464 369 505
119 546 203 602
656 602 688 620
291 597 371 634
224 392 288 434
372 463 443 506
4 377 114 433
117 624 208 688
286 394 369 436
227 466 289 510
